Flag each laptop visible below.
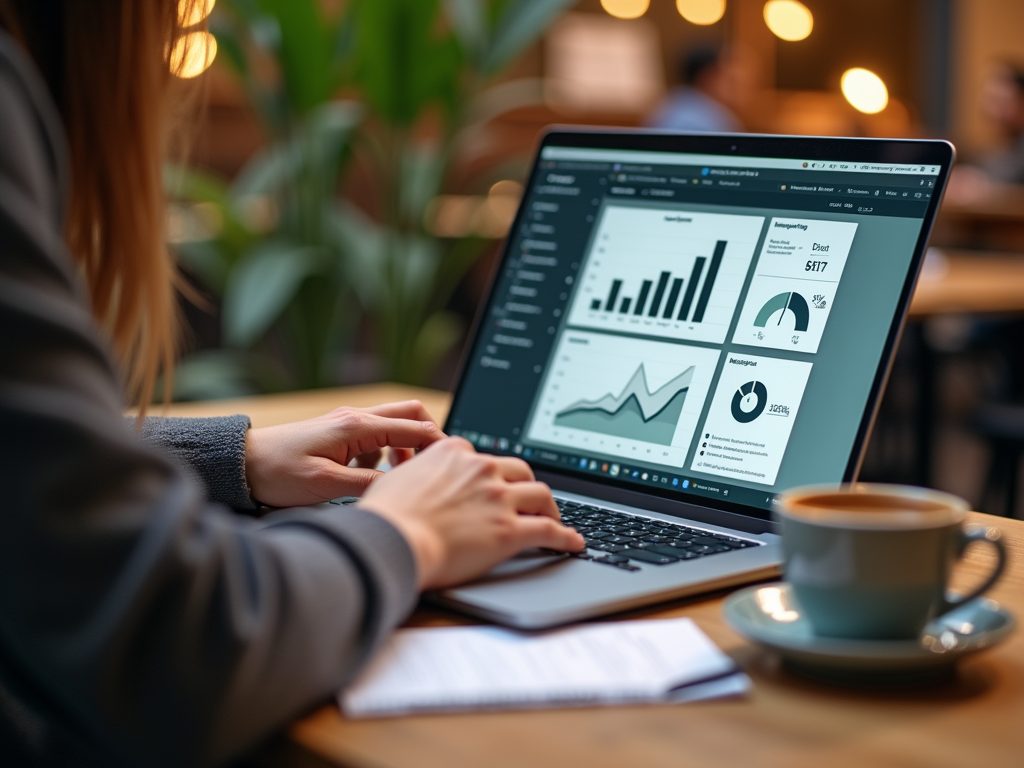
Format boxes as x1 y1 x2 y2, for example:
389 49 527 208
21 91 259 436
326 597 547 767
432 130 954 629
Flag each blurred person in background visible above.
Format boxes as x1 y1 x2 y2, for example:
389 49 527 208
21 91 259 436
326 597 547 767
947 61 1024 202
0 2 583 766
647 45 743 133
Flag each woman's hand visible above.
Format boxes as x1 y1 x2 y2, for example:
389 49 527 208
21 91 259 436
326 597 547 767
245 401 443 507
360 437 586 590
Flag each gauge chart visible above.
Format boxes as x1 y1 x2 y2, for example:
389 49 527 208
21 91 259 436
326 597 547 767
527 330 721 466
733 217 858 353
753 292 810 332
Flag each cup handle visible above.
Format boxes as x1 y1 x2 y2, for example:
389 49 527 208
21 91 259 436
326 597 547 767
939 525 1007 615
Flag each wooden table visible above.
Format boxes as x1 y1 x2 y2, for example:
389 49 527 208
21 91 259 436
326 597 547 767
933 185 1024 252
167 385 1024 768
910 249 1024 317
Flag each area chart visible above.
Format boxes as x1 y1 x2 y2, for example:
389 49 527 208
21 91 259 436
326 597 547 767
527 330 721 467
554 365 695 446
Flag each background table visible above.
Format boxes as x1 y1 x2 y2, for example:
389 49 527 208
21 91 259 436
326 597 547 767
166 385 1024 768
910 249 1024 317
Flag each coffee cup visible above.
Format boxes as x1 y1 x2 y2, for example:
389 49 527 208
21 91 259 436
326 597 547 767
776 484 1007 640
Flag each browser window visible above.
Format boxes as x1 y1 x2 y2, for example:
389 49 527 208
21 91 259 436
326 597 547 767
446 144 938 513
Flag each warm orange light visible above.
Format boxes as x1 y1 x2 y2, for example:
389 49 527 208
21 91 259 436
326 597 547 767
841 68 889 114
763 0 813 41
676 0 726 25
170 31 218 79
600 0 650 19
179 0 216 27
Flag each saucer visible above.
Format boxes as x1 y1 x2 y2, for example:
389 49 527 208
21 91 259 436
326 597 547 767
723 583 1015 685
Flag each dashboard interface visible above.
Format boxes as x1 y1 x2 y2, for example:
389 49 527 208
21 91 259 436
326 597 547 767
446 140 945 516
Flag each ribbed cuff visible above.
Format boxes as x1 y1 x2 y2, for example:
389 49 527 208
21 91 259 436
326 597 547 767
135 415 256 511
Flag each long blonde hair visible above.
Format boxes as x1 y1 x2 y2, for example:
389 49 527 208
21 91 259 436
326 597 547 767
0 0 206 411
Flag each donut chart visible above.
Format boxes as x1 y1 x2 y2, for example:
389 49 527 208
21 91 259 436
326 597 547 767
731 380 767 423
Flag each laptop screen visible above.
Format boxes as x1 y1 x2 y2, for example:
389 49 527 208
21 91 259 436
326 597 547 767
445 133 951 521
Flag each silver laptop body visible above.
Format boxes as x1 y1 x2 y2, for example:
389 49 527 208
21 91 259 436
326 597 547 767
433 130 954 629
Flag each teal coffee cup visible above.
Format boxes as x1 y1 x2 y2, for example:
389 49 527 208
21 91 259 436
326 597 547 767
776 484 1007 640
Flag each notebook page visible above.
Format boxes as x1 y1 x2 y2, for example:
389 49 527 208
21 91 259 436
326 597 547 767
341 618 742 717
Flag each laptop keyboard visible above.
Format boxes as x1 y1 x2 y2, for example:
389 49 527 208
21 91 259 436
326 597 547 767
557 499 760 572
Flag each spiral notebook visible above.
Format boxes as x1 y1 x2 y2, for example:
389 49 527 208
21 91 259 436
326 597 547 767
340 618 748 718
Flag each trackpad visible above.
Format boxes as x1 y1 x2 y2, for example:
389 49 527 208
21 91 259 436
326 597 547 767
481 549 570 580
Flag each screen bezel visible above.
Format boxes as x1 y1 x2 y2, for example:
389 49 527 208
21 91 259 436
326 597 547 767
444 129 955 525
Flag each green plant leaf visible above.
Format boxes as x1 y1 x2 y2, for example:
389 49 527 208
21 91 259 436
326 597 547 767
445 0 486 61
410 309 464 384
223 242 321 346
169 350 259 401
210 26 249 80
176 241 232 294
350 0 463 126
165 165 231 207
398 145 446 226
232 101 361 201
481 0 575 76
256 0 335 114
328 203 386 308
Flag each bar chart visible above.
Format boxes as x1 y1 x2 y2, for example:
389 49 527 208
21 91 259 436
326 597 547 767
567 206 766 344
586 240 726 323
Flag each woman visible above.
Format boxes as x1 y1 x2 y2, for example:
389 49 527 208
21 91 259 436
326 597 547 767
0 2 583 766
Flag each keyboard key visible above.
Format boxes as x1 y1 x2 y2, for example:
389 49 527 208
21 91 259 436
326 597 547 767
595 555 629 565
590 543 628 553
641 534 672 543
691 535 727 546
616 563 641 572
621 548 678 565
645 545 701 560
603 535 638 544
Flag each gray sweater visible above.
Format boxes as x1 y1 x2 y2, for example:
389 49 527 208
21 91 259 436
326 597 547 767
136 415 257 511
0 31 417 768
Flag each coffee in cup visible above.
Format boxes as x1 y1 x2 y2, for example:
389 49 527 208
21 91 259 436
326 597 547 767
776 484 1006 640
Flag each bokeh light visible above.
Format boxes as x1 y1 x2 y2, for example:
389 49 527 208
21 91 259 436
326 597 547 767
841 68 889 114
676 0 726 25
178 0 216 27
170 31 218 79
763 0 813 41
600 0 651 19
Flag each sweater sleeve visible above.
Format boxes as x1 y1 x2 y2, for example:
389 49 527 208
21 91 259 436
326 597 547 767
136 415 258 511
0 33 417 768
